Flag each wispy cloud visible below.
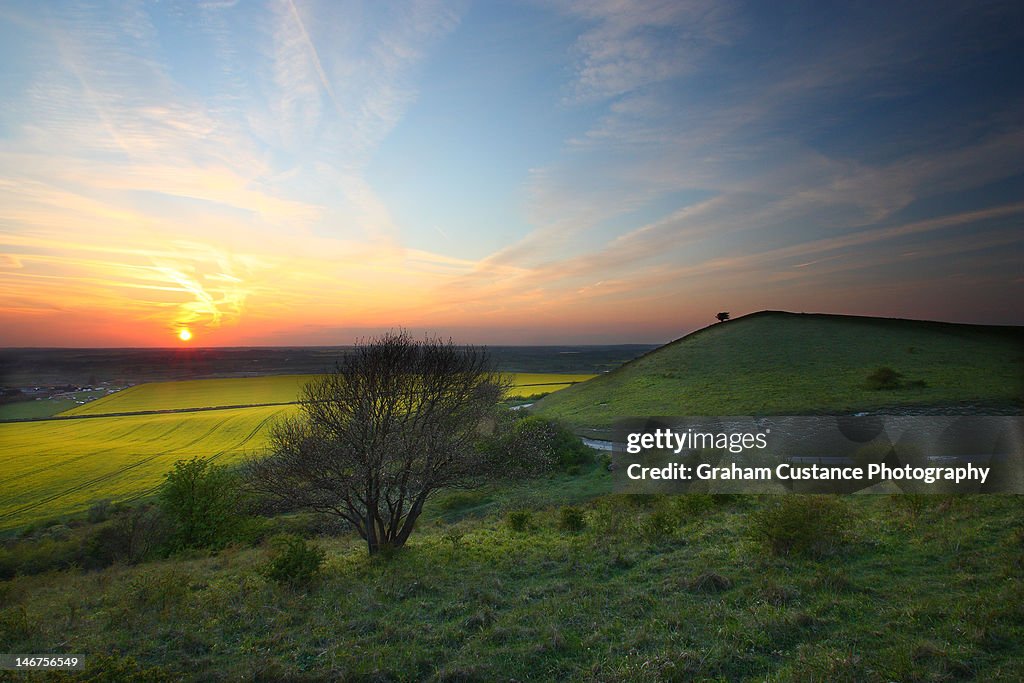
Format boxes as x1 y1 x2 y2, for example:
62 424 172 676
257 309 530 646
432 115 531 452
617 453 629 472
0 1 1021 345
555 0 740 103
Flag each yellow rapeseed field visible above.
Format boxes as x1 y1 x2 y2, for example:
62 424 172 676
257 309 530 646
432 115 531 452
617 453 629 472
0 373 594 529
61 373 594 415
0 405 295 529
61 375 316 415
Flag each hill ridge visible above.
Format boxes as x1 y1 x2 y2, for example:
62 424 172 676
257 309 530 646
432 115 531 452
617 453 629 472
533 311 1023 427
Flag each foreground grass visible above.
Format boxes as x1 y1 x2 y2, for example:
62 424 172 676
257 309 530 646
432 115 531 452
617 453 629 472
534 312 1023 429
2 481 1022 681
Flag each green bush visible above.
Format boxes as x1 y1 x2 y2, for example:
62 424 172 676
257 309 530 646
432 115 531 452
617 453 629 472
673 494 715 517
508 416 595 471
641 509 677 542
750 496 851 558
0 605 37 645
0 537 79 579
559 506 586 532
124 567 192 613
0 505 170 578
87 498 113 523
158 458 243 552
507 510 533 532
590 497 634 538
263 534 326 586
84 505 169 567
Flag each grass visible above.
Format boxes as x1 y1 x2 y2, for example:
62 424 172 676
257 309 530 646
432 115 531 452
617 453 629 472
59 373 596 416
1 483 1021 681
534 311 1023 428
0 389 110 420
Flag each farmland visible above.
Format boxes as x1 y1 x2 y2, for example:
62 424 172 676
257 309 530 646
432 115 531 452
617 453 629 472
60 375 315 416
0 373 594 530
1 317 1022 680
0 405 296 529
59 372 595 416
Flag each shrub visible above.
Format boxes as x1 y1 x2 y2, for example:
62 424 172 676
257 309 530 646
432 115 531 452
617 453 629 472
624 493 659 508
750 496 851 558
87 499 113 524
641 509 677 542
0 605 37 645
85 505 169 567
0 537 79 578
559 506 586 532
866 366 902 390
441 529 466 551
590 497 634 538
505 416 595 471
124 567 191 613
159 458 243 552
507 510 533 532
262 534 326 587
673 494 715 518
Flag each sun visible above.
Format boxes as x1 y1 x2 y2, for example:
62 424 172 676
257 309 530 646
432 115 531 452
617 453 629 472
178 328 192 342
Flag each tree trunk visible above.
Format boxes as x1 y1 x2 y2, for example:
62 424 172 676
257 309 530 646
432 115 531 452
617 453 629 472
394 493 428 547
365 510 380 554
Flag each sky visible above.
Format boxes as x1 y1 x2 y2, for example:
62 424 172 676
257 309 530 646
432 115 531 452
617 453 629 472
1 0 1022 347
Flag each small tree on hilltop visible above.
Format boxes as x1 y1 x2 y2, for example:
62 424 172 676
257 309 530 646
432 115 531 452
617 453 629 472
716 312 730 323
245 331 550 554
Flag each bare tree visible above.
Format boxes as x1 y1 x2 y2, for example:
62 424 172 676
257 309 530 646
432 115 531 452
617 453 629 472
245 331 543 554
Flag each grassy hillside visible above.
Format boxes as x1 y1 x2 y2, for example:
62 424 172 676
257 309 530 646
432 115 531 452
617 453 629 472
60 373 595 416
534 312 1023 429
2 488 1022 681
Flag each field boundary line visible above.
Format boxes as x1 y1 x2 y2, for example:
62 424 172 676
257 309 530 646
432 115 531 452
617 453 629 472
0 381 589 424
0 401 299 424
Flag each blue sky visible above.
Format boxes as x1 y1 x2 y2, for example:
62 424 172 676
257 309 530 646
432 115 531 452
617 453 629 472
0 0 1022 346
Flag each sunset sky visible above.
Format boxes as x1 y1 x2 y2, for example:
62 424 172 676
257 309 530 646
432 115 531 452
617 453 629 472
1 1 1022 346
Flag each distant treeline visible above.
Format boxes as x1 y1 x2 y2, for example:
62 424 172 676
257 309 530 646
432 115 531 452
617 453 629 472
0 345 656 387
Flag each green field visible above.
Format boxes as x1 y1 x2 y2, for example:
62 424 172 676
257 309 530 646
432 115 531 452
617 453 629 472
0 389 110 420
0 373 593 530
534 312 1023 428
60 373 595 416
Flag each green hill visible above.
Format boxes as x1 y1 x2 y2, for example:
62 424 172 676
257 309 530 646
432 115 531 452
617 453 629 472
533 311 1023 429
